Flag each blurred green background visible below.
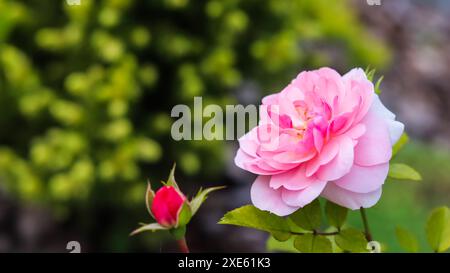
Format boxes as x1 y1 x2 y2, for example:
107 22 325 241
0 0 449 252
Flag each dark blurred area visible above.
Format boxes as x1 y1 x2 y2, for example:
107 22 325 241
0 0 449 252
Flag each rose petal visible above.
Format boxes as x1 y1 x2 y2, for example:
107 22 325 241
272 149 316 164
346 123 366 139
237 128 259 157
333 163 389 193
371 94 395 120
354 109 392 166
270 165 320 190
316 136 354 181
234 149 256 170
313 128 324 152
386 119 404 145
235 150 283 175
251 176 299 216
305 136 341 177
281 180 327 207
320 182 382 210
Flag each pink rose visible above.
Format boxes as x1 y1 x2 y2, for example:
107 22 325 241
235 67 404 216
151 186 187 227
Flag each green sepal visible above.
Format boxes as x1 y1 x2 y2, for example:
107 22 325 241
365 66 375 81
145 180 155 217
176 202 192 228
374 75 384 94
166 163 180 190
130 223 167 236
364 66 383 94
190 186 225 216
392 133 409 157
170 225 187 240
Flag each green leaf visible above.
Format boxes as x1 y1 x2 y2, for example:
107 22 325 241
395 226 419 253
289 199 321 231
266 235 298 253
388 163 422 181
294 234 332 253
145 181 155 217
130 223 167 236
325 201 348 229
190 186 225 216
335 228 368 253
392 133 409 156
219 205 290 233
426 206 450 253
271 231 291 242
176 202 192 227
166 163 180 189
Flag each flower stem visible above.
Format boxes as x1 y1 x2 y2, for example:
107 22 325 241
359 207 373 242
177 237 190 253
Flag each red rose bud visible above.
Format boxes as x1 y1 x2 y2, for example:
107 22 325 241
151 186 186 227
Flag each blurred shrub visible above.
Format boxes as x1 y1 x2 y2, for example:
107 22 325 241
0 0 389 249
